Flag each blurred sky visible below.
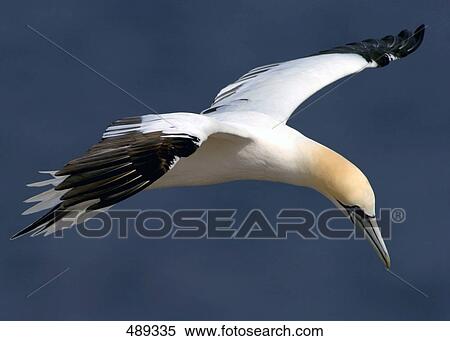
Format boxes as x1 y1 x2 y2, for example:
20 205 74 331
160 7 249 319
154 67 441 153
1 0 450 320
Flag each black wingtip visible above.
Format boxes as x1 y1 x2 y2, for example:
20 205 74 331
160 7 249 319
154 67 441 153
10 227 31 240
318 24 426 67
408 24 426 54
10 204 63 240
10 222 42 240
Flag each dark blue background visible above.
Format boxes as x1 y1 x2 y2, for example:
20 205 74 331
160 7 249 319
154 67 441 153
1 0 449 320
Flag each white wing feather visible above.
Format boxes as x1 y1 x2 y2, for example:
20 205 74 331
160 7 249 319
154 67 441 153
203 54 372 124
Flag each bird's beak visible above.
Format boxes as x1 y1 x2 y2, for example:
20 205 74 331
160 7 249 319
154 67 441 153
352 214 391 268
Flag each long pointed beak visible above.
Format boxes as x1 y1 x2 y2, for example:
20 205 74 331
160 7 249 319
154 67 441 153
352 214 391 268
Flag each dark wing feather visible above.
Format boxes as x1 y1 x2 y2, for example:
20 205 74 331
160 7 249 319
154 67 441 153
11 126 201 239
318 25 425 67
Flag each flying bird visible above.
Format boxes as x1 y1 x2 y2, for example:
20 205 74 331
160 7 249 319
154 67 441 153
13 25 426 268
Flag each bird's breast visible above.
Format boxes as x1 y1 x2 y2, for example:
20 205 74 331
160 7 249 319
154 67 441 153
150 126 311 190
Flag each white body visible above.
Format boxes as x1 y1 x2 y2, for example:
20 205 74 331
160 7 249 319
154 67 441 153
152 113 314 189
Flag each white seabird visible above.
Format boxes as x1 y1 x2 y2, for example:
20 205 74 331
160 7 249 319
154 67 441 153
13 25 426 268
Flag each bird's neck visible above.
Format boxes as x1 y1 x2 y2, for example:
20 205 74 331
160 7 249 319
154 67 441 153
292 136 360 203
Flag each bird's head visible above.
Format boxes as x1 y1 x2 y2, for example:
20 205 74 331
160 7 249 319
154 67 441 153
307 143 391 268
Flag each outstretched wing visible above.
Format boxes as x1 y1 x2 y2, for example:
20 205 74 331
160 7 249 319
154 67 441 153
12 113 230 239
202 25 425 124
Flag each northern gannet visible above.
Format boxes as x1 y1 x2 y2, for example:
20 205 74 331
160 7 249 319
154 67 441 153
13 25 425 268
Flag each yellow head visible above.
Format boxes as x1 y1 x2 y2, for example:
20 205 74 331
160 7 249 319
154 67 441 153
307 142 390 268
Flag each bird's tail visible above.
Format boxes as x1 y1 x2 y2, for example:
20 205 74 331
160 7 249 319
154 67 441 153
12 171 109 239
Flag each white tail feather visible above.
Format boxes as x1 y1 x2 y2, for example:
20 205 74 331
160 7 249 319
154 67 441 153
22 196 63 215
24 187 67 203
21 171 114 237
23 171 67 215
27 178 64 187
30 200 108 237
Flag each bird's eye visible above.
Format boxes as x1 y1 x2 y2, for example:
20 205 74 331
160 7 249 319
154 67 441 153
337 200 372 220
353 206 366 218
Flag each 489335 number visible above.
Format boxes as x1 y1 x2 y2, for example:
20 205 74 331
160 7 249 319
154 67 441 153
126 324 176 337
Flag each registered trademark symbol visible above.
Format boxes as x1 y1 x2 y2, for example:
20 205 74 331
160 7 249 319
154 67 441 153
391 208 406 223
